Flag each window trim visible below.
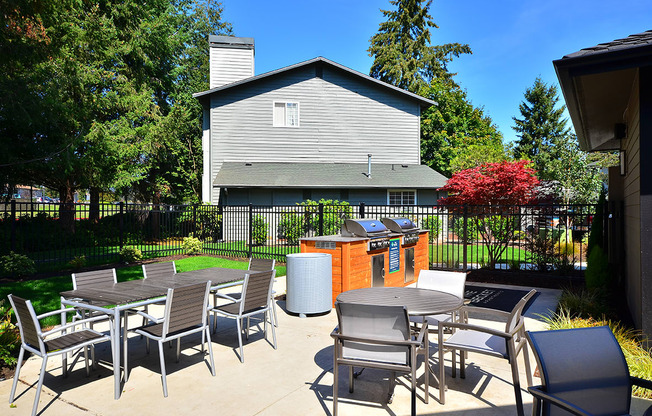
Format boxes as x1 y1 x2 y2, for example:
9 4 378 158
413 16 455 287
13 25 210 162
273 101 300 128
387 189 417 206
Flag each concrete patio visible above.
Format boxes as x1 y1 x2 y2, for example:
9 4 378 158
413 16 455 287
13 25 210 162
1 279 649 416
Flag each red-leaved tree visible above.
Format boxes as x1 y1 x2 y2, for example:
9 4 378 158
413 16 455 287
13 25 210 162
439 160 539 268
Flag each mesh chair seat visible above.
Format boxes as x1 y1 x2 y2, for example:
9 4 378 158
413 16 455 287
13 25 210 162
443 329 508 358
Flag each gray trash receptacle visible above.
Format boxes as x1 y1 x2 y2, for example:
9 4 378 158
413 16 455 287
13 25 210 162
286 253 332 317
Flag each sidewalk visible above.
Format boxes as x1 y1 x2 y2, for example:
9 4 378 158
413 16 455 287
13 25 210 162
0 279 648 416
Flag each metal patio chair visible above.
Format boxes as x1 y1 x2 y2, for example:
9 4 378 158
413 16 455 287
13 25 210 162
331 302 429 416
8 294 114 416
411 270 467 328
437 289 537 415
210 269 277 362
527 326 652 416
130 281 215 397
142 261 177 279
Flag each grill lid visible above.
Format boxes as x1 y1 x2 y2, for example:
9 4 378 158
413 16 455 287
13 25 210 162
381 217 418 233
341 219 390 237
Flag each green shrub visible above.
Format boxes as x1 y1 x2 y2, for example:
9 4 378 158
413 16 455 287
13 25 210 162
300 199 351 235
120 246 143 263
585 245 610 290
422 216 442 243
182 235 203 255
557 287 611 319
68 255 87 270
277 212 304 245
0 299 20 367
452 216 478 244
251 215 268 246
0 252 36 278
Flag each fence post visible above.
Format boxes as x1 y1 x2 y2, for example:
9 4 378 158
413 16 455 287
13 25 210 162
10 200 16 252
359 202 365 219
463 205 468 270
248 203 253 258
193 203 198 237
119 202 124 250
318 203 324 236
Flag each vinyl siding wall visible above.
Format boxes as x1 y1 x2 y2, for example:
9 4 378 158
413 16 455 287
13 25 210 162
209 47 254 89
623 71 642 330
207 65 422 204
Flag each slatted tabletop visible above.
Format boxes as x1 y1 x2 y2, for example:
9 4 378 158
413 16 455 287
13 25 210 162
60 267 248 305
336 287 463 316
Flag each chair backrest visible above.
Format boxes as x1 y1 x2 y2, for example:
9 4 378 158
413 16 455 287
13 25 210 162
162 281 211 336
335 302 411 365
72 268 117 290
527 326 631 416
505 289 537 334
248 257 275 272
240 270 276 314
143 261 177 280
8 295 44 353
416 270 466 299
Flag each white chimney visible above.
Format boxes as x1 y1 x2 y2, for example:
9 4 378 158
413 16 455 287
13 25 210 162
209 35 255 89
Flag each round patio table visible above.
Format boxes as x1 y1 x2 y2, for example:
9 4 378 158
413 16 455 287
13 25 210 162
336 286 463 316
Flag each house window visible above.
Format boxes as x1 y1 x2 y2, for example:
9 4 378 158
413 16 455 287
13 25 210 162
388 190 416 206
273 102 299 127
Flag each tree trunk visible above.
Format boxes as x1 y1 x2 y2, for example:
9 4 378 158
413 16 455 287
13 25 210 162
89 187 100 224
58 181 76 234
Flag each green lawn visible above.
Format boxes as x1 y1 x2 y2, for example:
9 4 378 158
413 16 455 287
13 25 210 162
429 243 532 266
1 256 286 327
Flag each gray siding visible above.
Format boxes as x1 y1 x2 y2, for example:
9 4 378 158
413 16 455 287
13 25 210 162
209 47 254 89
208 65 422 204
623 71 641 330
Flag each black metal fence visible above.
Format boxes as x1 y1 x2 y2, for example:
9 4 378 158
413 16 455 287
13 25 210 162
1 201 608 273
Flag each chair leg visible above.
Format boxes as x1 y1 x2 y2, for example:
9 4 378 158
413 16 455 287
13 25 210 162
438 325 446 404
236 318 244 363
522 341 533 387
158 341 168 397
271 292 279 328
83 345 90 377
9 347 25 403
123 314 130 382
424 332 429 404
32 356 48 416
270 310 277 349
246 316 250 340
460 349 466 379
349 366 355 393
508 343 525 416
176 338 181 363
333 354 339 416
205 327 216 376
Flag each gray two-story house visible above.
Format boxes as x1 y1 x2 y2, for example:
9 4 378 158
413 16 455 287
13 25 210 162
193 36 447 207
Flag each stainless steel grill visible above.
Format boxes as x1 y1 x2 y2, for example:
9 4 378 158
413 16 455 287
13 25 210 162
341 219 391 251
381 217 420 246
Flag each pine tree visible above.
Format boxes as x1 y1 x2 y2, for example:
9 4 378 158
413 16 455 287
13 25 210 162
512 77 569 180
512 77 603 204
368 0 471 93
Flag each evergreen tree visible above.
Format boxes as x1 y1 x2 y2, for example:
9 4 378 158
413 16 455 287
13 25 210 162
421 78 506 177
368 0 471 93
512 77 569 179
512 77 602 204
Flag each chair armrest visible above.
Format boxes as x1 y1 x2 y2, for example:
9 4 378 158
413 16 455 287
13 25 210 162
331 330 420 347
37 307 79 320
440 320 511 338
41 315 112 337
214 292 240 303
632 376 652 390
463 305 512 319
528 386 593 416
57 301 113 316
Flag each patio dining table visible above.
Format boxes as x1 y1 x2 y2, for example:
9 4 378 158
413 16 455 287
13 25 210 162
60 267 249 400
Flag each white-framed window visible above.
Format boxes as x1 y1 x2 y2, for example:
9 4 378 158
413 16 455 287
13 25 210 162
388 190 416 206
273 101 299 127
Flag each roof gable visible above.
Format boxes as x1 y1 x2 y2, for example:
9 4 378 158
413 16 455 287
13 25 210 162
193 57 435 108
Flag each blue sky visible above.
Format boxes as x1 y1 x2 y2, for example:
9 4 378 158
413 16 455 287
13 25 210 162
220 0 652 143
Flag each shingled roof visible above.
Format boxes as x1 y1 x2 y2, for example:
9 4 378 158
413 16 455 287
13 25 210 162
562 30 652 59
213 162 447 189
